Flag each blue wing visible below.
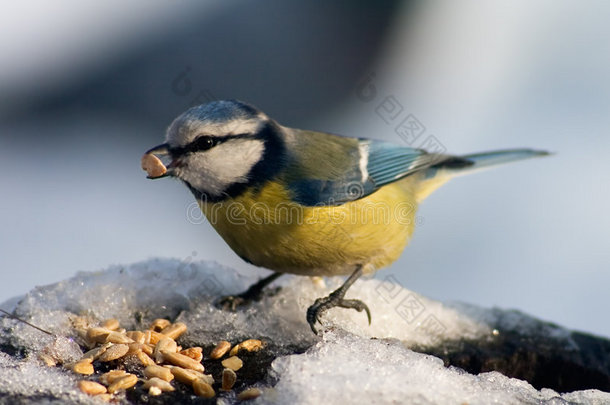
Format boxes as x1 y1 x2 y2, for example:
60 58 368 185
285 133 458 206
365 140 433 187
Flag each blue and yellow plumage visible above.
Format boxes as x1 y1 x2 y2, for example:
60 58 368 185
143 100 548 333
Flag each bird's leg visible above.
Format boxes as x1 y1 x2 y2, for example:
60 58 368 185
307 265 371 334
217 272 283 311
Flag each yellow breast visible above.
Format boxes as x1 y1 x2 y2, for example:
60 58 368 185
198 178 420 276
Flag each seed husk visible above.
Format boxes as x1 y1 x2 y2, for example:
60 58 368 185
106 331 134 344
144 364 174 382
101 319 120 331
78 380 107 396
154 337 178 363
229 339 263 356
127 342 143 355
126 331 146 344
142 343 154 356
142 377 175 392
221 368 237 391
168 366 205 385
142 330 152 344
86 327 111 344
107 374 138 393
136 351 156 367
160 322 187 340
163 351 204 372
149 330 165 345
237 388 263 401
99 369 128 386
82 342 112 361
180 346 203 362
193 379 215 398
71 358 94 375
209 340 231 359
221 356 243 371
149 318 171 332
98 344 129 362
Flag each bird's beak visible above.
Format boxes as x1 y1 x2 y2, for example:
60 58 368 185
145 143 170 156
142 143 175 179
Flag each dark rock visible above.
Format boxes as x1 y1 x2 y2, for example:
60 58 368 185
417 309 610 393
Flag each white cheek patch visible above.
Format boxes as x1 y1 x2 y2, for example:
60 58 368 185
182 139 266 197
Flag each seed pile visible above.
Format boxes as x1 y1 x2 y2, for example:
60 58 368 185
39 317 264 402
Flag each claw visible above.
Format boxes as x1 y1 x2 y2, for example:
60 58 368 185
337 299 372 325
306 265 371 334
216 295 248 311
307 296 371 334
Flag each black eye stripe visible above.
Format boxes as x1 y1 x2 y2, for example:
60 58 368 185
170 133 253 156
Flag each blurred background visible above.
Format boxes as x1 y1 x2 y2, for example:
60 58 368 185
1 1 609 336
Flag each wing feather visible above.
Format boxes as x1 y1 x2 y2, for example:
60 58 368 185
283 129 459 206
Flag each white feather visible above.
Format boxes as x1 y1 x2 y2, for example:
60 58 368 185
358 142 370 182
178 138 265 197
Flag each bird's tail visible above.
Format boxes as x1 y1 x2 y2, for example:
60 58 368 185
415 148 550 202
447 149 550 176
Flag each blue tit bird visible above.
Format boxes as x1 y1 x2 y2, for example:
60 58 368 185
143 100 548 334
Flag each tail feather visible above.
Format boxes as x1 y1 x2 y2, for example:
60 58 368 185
415 148 549 202
455 149 550 175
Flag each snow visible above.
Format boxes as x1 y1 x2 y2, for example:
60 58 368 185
0 351 91 404
0 258 608 404
268 331 609 405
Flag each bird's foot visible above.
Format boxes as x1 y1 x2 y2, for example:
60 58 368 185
216 286 281 311
216 294 249 311
216 272 283 311
307 291 371 334
306 265 371 334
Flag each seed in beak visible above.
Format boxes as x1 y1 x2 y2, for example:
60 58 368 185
142 153 168 179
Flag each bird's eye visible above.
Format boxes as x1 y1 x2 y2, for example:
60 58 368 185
192 136 217 151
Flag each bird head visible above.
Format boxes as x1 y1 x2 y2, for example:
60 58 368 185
144 100 285 201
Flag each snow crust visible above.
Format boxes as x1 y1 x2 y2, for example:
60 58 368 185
267 331 609 405
0 259 608 404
